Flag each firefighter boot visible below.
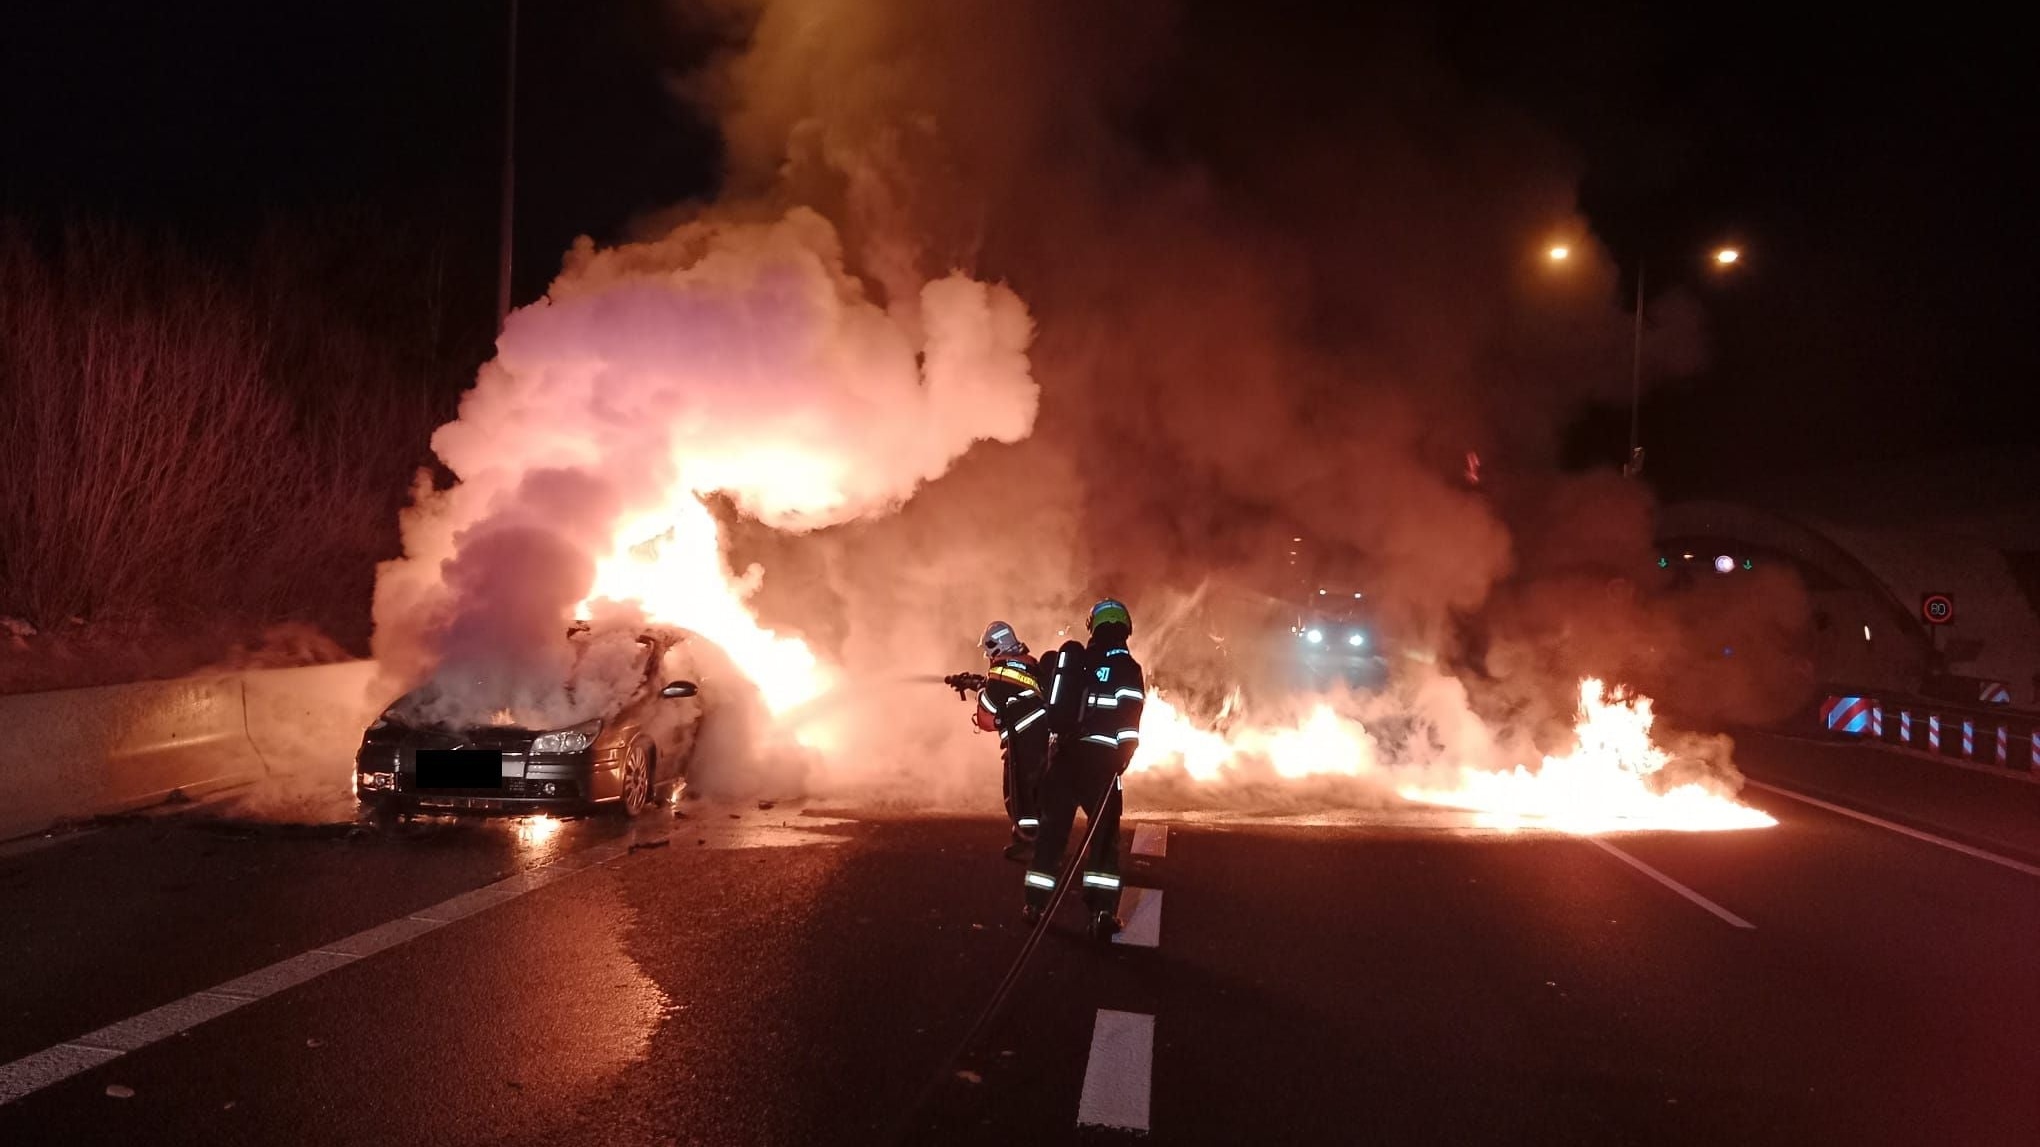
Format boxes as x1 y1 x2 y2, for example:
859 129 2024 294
1003 827 1036 863
1088 909 1122 943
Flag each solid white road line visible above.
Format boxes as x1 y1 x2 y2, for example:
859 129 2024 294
1745 779 2040 879
0 827 104 860
1588 837 1756 930
1753 731 2040 788
0 822 677 1108
1111 887 1163 948
1077 1009 1155 1132
1130 823 1168 857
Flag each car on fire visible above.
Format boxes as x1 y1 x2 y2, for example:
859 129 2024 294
354 624 704 824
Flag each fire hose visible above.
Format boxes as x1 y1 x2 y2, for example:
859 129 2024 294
882 731 1122 1145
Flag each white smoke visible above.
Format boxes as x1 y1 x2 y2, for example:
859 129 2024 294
371 207 1037 749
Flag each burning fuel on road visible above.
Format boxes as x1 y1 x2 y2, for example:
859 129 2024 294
1129 677 1774 833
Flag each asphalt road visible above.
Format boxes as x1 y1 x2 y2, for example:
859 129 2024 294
3 732 2038 1145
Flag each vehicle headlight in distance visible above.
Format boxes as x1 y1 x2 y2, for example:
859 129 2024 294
1347 631 1365 647
1304 629 1324 645
533 720 602 754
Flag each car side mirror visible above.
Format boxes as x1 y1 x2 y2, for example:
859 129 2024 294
661 680 699 699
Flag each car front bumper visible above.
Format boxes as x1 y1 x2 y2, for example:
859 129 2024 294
357 784 596 818
354 744 617 818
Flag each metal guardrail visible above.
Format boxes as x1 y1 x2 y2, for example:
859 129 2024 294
1817 686 2040 774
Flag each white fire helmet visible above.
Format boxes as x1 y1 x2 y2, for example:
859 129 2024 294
981 621 1026 661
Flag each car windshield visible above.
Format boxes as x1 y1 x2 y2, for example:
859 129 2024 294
387 629 653 731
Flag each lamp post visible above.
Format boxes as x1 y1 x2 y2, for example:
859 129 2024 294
1547 243 1743 478
496 0 520 334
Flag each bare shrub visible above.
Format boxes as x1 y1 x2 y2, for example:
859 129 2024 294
0 217 465 687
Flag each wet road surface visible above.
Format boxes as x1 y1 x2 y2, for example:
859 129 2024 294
3 731 2038 1145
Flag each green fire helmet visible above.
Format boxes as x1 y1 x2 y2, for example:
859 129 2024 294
1086 599 1132 635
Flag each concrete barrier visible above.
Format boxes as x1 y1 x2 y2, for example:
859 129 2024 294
236 661 384 823
0 660 382 841
241 661 381 767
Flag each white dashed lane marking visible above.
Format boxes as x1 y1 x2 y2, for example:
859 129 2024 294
1077 1009 1155 1132
1111 887 1162 948
1588 837 1756 930
1130 823 1168 857
1746 779 2040 879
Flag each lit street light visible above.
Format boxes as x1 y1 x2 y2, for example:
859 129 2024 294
1545 240 1745 478
496 0 520 335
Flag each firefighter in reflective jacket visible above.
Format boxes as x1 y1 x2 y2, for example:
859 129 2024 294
1027 599 1144 940
967 621 1050 860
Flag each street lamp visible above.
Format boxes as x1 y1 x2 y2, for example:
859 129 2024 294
496 0 520 334
1545 241 1744 478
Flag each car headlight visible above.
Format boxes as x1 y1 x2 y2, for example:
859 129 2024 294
532 719 602 754
1304 629 1324 645
1346 631 1365 647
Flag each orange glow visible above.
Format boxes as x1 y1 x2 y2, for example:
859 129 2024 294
1131 693 1243 782
515 814 564 848
1547 244 1571 262
1398 679 1776 832
579 496 830 717
1131 677 1775 833
1714 248 1741 265
1130 693 1381 782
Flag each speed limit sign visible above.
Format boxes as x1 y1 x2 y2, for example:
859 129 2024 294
1921 593 1955 626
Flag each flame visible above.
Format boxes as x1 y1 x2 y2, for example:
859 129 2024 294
515 814 564 849
1130 677 1775 833
579 496 830 717
1397 679 1777 833
1130 694 1234 782
1130 694 1376 782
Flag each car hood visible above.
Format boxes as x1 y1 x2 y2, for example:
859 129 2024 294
365 723 547 749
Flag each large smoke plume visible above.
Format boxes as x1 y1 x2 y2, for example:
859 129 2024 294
362 0 1798 808
371 207 1035 749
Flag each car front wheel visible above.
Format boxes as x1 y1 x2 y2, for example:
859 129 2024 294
619 742 652 817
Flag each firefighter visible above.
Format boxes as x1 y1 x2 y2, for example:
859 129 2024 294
966 621 1051 860
1026 599 1145 940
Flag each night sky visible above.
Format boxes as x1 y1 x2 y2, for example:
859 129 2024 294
5 1 2034 503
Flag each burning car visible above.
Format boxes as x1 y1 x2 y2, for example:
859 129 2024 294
354 624 703 823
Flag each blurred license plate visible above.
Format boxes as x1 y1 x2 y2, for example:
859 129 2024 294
416 750 503 790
